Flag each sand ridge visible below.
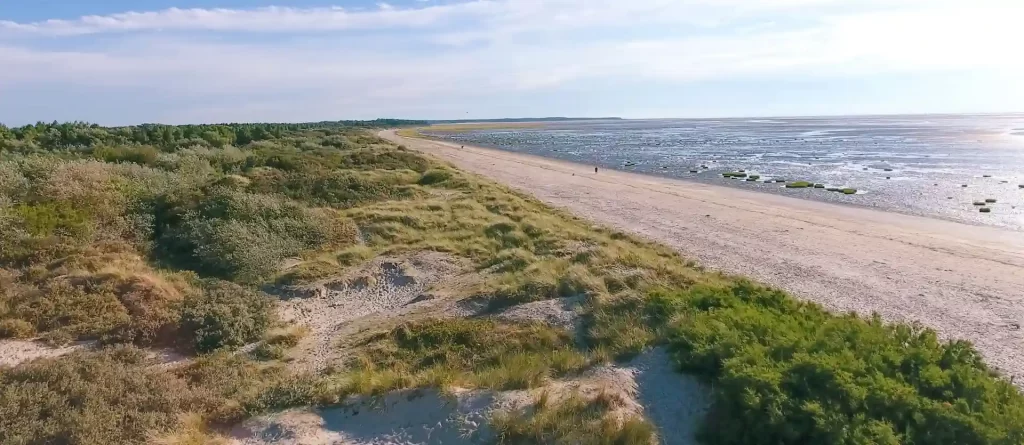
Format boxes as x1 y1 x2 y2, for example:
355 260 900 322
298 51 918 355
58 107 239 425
382 129 1024 383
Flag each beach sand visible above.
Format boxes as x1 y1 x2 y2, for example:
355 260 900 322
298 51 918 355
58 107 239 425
381 130 1024 382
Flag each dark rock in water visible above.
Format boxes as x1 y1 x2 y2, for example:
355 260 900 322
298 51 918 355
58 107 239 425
980 207 991 213
962 184 968 187
884 168 893 172
985 198 997 203
983 175 992 178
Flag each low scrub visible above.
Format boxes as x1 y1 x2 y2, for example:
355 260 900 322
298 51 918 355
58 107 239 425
650 283 1024 444
179 280 273 353
0 346 328 445
785 181 812 188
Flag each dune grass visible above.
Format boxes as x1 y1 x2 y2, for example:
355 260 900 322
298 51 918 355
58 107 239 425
348 318 592 392
491 390 655 445
3 122 1024 444
785 181 812 188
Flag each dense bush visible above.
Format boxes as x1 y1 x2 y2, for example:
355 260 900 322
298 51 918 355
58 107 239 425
0 347 326 445
0 318 35 338
653 283 1024 444
179 280 273 353
418 168 454 185
156 188 358 282
92 145 160 166
0 347 186 445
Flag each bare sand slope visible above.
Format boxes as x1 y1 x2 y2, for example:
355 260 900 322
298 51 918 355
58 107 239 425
381 130 1024 381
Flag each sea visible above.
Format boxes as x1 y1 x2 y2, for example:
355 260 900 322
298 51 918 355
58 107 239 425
423 114 1024 231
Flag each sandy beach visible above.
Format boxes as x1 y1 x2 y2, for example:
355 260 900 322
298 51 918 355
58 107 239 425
381 130 1024 382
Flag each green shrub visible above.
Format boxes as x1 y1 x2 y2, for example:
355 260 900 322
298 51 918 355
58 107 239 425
651 283 1024 444
255 170 420 209
93 145 160 166
0 347 185 445
419 169 453 185
179 280 273 353
156 189 357 282
0 318 35 338
3 280 129 344
842 188 857 194
785 181 812 188
13 201 91 238
251 342 286 361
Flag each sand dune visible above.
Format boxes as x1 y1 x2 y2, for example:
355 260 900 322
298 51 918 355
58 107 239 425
382 130 1024 383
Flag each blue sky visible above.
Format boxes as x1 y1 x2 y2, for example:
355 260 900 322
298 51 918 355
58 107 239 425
1 0 1023 125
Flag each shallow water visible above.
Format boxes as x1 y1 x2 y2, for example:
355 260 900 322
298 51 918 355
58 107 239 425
426 114 1024 231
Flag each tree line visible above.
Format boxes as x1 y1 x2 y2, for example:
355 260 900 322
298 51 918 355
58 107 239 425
0 119 427 151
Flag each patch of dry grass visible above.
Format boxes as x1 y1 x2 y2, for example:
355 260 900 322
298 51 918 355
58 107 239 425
491 390 656 445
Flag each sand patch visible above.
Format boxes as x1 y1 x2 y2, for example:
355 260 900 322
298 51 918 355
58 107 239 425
624 348 710 445
0 340 87 367
492 295 583 332
230 388 496 445
275 252 464 372
227 348 710 445
542 347 710 444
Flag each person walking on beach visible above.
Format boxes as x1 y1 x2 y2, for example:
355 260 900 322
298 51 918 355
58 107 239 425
595 167 599 174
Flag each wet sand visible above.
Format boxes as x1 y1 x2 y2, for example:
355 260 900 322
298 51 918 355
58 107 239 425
381 130 1024 382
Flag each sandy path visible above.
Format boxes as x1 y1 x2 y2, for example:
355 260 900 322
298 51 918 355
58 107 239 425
381 130 1024 382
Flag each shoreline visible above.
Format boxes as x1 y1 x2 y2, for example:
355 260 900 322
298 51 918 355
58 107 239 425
382 129 1024 381
417 123 1024 233
465 137 1024 233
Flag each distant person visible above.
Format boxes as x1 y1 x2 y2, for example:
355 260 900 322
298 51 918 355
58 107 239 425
595 167 599 174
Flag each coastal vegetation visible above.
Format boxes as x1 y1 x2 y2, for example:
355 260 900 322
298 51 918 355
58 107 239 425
1 121 1023 444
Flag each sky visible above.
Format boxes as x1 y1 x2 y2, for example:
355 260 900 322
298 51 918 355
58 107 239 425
1 0 1023 125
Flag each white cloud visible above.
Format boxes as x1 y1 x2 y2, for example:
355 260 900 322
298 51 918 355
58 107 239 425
0 0 942 37
1 0 1022 123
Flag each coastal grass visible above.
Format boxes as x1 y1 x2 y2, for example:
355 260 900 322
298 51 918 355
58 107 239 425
491 390 656 445
785 181 812 188
347 318 592 392
3 122 1024 444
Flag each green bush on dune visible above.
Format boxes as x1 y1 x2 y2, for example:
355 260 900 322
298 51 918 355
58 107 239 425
785 181 812 188
180 280 273 353
650 283 1024 444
